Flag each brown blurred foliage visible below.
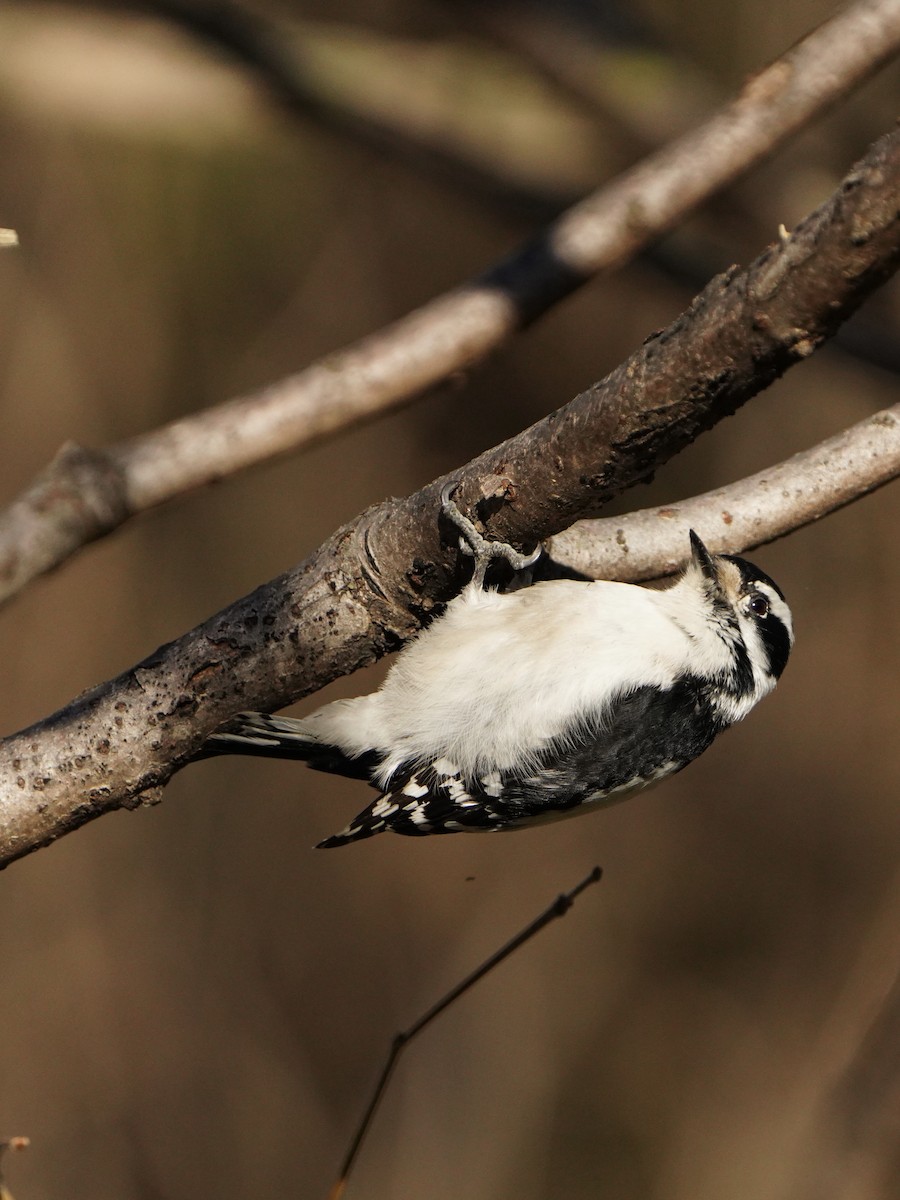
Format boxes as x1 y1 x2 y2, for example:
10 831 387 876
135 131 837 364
0 2 899 1198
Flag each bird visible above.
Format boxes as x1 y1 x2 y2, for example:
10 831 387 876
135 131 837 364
200 486 793 848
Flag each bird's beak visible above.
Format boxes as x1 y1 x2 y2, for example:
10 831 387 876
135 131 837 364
689 530 719 586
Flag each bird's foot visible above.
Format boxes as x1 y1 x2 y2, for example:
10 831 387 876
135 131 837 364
440 482 541 589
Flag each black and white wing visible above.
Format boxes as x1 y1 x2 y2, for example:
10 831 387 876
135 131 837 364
317 678 724 847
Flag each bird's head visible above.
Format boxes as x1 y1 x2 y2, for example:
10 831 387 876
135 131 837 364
681 530 794 718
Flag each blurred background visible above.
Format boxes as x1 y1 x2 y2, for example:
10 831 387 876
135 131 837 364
0 2 899 1197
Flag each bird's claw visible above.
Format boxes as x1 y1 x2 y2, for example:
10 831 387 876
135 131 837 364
440 482 541 588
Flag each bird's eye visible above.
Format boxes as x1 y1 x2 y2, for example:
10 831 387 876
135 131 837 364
748 592 770 618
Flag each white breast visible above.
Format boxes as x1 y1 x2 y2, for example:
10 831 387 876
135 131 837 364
306 576 730 786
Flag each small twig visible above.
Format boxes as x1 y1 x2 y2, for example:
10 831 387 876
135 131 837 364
547 405 900 581
327 866 602 1199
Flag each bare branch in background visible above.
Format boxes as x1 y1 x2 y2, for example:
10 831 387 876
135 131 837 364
448 0 713 152
152 0 900 375
548 406 900 581
328 866 602 1200
142 0 563 216
2 0 900 608
0 124 897 870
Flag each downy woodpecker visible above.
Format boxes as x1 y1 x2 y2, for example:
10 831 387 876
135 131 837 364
202 487 793 847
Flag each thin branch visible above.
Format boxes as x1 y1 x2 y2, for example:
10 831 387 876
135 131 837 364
0 123 897 868
3 0 900 606
327 866 602 1200
547 405 900 581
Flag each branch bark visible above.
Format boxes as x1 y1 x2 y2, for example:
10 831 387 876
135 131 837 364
2 0 900 607
0 124 898 869
547 405 900 582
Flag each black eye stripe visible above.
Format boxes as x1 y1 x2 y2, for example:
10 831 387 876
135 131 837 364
758 613 792 679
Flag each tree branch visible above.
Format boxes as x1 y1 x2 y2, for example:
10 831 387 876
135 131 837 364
0 124 897 869
329 866 603 1198
2 0 900 607
547 405 900 581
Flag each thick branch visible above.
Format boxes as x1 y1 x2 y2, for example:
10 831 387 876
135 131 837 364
2 0 900 605
547 405 900 581
0 125 898 869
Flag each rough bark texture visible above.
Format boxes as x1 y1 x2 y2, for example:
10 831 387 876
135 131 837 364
0 126 898 868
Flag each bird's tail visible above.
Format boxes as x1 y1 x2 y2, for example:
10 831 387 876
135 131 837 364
198 711 376 780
